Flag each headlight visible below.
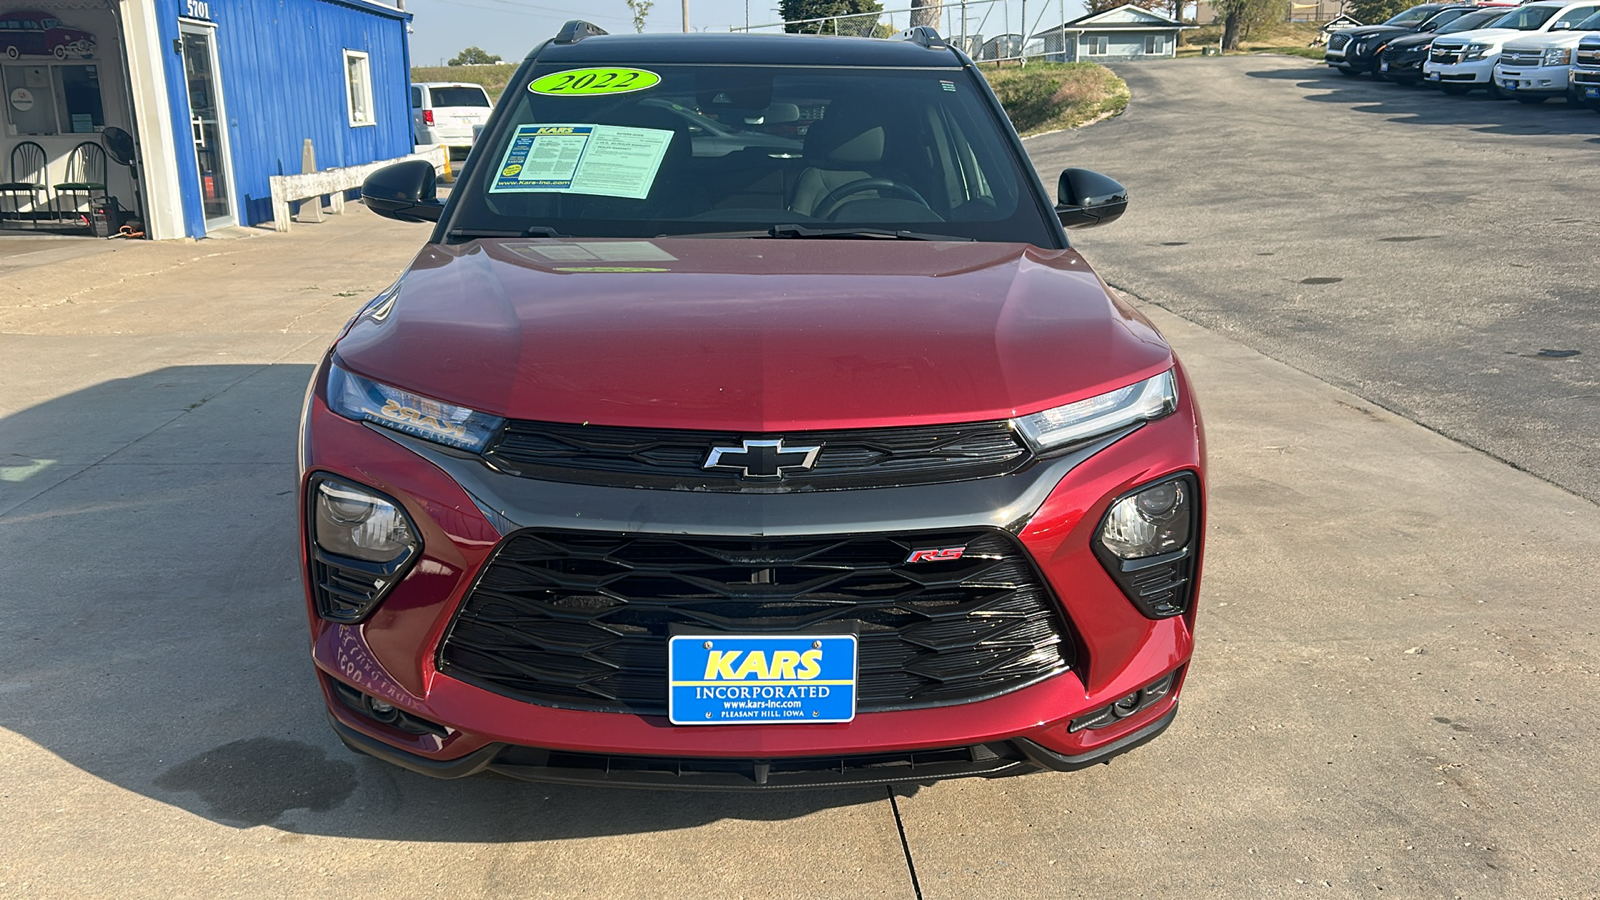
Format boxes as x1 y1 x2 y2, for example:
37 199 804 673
1463 43 1491 60
326 361 505 453
1544 48 1572 66
307 476 421 623
1100 479 1193 559
314 480 416 562
1012 370 1178 452
1092 474 1201 619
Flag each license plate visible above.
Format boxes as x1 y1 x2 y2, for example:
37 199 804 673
1427 72 1440 81
1504 80 1517 90
1587 87 1599 98
1380 61 1389 72
668 634 857 725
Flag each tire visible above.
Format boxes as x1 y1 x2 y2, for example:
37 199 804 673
4 45 17 60
1439 83 1471 95
53 44 66 60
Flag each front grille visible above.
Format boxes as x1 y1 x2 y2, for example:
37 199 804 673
491 741 1033 789
1499 49 1543 67
1575 69 1600 84
1430 45 1464 65
438 528 1074 715
483 419 1032 492
1328 33 1352 52
1574 47 1600 66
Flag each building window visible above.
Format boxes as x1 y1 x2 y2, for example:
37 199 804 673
344 49 374 127
1082 35 1108 56
1145 34 1168 54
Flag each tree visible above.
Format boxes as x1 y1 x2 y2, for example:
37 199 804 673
910 0 941 30
779 0 885 36
623 0 654 33
1347 0 1411 25
447 46 502 66
1212 0 1285 48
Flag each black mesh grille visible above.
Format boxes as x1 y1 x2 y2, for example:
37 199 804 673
482 420 1032 492
438 528 1074 715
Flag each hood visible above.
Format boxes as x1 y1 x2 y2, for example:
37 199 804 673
1434 27 1520 44
335 238 1173 432
1350 25 1411 39
1504 30 1596 49
1389 30 1445 48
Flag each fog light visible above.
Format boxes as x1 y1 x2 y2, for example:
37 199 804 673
1069 671 1180 732
1111 693 1140 718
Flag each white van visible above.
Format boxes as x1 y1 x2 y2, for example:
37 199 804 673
411 82 493 155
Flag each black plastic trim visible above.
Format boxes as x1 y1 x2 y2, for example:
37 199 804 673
1015 702 1178 771
1090 472 1201 620
305 473 423 623
329 713 501 779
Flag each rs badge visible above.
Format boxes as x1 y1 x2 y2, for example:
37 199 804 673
905 546 966 564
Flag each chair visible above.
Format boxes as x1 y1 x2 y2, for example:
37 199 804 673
54 141 106 226
788 99 919 219
1 141 51 229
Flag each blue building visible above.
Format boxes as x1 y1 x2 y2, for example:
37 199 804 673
1 0 413 239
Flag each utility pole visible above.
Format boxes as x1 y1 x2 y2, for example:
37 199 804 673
682 0 690 32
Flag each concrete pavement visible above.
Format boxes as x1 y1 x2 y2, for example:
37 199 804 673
2 98 1599 896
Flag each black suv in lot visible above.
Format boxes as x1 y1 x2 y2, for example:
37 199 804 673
1378 7 1511 83
1326 3 1480 75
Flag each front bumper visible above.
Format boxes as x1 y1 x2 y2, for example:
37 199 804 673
1425 56 1496 85
1494 63 1572 96
299 358 1205 786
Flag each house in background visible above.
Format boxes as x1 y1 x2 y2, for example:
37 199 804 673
1030 4 1188 62
1 0 413 240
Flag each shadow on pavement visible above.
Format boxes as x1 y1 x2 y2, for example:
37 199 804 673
0 365 890 839
1246 65 1600 137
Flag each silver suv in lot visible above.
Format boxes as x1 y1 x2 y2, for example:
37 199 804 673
1424 0 1600 94
1493 9 1600 102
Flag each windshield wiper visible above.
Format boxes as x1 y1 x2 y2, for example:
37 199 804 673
767 224 973 241
446 225 569 240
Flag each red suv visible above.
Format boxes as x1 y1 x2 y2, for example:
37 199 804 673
304 21 1206 789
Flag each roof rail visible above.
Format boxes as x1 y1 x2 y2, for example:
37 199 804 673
554 20 608 44
893 25 948 50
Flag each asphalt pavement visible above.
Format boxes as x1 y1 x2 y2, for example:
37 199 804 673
1025 56 1600 504
2 60 1599 898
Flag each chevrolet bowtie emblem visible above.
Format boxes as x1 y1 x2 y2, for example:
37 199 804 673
703 438 822 479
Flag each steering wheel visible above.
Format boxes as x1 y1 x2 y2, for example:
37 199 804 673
812 178 930 220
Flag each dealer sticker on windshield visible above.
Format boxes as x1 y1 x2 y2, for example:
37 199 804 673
490 123 673 199
529 67 661 96
668 634 858 725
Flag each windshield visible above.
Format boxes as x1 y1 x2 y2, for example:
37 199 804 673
1384 5 1440 26
1488 6 1559 30
1438 9 1508 32
431 87 491 108
1578 11 1600 29
1417 8 1468 30
445 63 1055 245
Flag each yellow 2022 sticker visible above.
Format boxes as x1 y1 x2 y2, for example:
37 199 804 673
529 67 661 97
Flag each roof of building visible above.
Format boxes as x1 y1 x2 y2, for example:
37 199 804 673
1030 3 1186 37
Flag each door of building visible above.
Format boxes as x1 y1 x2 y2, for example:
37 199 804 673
177 24 235 229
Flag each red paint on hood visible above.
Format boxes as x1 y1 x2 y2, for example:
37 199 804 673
335 238 1173 431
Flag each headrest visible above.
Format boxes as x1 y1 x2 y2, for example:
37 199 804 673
804 99 887 165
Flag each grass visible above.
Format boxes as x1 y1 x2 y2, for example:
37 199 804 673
410 64 519 100
411 60 1131 136
976 62 1130 136
1177 21 1327 58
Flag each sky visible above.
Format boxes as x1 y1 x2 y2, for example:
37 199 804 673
403 0 1092 67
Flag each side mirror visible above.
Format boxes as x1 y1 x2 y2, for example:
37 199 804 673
362 159 445 223
1551 20 1572 30
1056 168 1128 229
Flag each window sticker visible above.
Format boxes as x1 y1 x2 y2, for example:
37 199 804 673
528 67 661 96
490 124 675 200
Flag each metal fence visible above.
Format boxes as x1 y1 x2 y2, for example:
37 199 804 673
731 0 1089 65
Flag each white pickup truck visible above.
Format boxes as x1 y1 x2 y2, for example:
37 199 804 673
1424 0 1600 94
1494 10 1600 101
1573 33 1600 107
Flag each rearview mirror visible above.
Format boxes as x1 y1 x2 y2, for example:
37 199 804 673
362 159 445 223
1056 168 1128 229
